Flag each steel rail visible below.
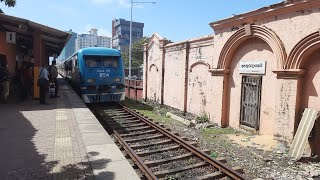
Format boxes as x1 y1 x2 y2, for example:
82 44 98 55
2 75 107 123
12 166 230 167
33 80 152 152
89 104 157 179
114 130 158 180
119 104 247 180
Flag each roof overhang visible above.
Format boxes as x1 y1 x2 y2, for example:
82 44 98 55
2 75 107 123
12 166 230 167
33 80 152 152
0 13 71 55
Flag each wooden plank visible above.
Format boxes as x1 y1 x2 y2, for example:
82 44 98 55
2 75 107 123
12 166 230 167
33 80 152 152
290 108 319 160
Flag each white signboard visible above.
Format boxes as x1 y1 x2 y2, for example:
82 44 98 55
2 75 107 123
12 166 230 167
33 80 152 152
239 61 266 75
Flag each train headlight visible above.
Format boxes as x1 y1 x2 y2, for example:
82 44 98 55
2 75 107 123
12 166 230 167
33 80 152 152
114 77 121 82
87 78 96 84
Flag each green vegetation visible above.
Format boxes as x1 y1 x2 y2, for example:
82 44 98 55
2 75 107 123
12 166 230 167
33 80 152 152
122 98 184 127
196 113 209 123
122 99 240 160
122 37 149 68
210 152 217 158
1 0 16 7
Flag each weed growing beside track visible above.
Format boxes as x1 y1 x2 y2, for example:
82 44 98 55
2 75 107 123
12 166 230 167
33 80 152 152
121 98 320 179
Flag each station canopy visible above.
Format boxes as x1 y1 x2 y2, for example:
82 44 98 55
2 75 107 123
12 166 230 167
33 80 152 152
0 13 71 56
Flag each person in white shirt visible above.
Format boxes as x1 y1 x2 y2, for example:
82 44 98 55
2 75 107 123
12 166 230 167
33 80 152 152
38 66 49 105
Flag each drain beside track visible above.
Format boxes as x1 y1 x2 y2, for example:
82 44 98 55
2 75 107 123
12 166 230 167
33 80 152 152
90 103 247 180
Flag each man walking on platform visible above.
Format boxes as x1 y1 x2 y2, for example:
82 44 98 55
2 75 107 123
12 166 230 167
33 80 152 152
49 60 59 97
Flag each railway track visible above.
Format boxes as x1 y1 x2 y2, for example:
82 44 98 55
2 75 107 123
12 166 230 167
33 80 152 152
90 103 247 180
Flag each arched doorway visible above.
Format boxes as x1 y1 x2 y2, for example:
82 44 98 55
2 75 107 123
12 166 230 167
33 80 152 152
217 25 286 133
228 38 277 134
286 31 320 157
148 64 159 102
298 49 320 157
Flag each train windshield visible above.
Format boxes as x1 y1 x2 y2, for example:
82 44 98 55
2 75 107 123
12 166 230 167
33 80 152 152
84 55 119 68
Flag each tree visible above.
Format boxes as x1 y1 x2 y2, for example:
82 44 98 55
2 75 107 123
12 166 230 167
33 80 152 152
122 37 149 68
0 0 16 7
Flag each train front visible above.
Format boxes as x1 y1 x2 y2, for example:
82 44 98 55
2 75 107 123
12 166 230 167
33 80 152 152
79 48 125 103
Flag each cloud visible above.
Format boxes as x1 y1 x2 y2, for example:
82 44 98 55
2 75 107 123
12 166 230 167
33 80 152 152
91 0 130 7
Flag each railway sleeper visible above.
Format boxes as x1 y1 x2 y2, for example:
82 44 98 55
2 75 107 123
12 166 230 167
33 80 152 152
110 116 137 121
116 119 142 124
113 115 134 118
130 139 173 149
136 145 181 156
125 134 165 143
120 129 158 137
121 123 147 128
194 166 244 180
106 122 145 128
144 153 195 167
125 126 153 131
107 122 147 129
103 108 123 112
153 162 208 178
105 113 129 117
106 117 137 122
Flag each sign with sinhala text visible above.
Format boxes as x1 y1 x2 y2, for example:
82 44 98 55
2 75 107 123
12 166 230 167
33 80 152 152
239 61 266 75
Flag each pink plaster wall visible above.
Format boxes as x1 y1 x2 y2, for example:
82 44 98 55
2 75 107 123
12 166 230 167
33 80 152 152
187 65 210 115
187 40 214 117
212 7 320 69
163 45 186 110
228 38 276 135
143 2 320 146
274 79 298 139
146 40 162 103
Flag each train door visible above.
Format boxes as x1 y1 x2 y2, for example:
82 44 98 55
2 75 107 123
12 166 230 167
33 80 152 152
74 56 80 84
240 76 262 130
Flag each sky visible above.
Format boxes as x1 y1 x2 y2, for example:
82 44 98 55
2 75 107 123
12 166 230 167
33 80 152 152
1 0 282 42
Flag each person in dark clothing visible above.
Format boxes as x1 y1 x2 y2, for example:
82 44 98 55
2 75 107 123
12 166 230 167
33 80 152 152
0 55 9 103
20 63 33 101
49 60 59 97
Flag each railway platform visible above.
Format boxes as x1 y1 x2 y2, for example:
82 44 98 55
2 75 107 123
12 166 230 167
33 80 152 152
0 77 140 180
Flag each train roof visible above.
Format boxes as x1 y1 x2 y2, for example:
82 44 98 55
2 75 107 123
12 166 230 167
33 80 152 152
78 47 121 56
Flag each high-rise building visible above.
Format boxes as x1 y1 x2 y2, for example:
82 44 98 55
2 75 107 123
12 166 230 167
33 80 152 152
75 28 111 51
112 18 144 52
58 30 77 62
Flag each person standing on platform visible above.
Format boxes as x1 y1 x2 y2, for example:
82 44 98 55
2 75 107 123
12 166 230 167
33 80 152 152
0 59 9 103
38 66 49 105
49 60 59 97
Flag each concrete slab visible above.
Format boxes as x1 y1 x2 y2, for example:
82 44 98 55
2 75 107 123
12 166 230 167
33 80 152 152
78 124 106 133
82 132 114 146
91 160 140 180
86 144 127 163
76 117 100 124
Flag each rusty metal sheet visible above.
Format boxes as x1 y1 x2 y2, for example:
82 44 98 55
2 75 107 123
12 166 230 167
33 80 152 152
290 108 319 160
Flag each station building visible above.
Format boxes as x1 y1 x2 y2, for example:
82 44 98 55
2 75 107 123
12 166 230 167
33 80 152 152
0 13 70 99
143 0 320 157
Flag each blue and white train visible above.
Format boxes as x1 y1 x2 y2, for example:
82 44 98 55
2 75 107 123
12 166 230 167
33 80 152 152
58 47 125 103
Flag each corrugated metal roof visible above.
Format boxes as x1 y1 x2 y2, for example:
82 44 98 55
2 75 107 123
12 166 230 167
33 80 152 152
290 108 319 160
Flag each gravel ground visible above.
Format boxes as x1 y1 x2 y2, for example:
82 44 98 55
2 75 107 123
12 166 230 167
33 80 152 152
138 101 320 180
